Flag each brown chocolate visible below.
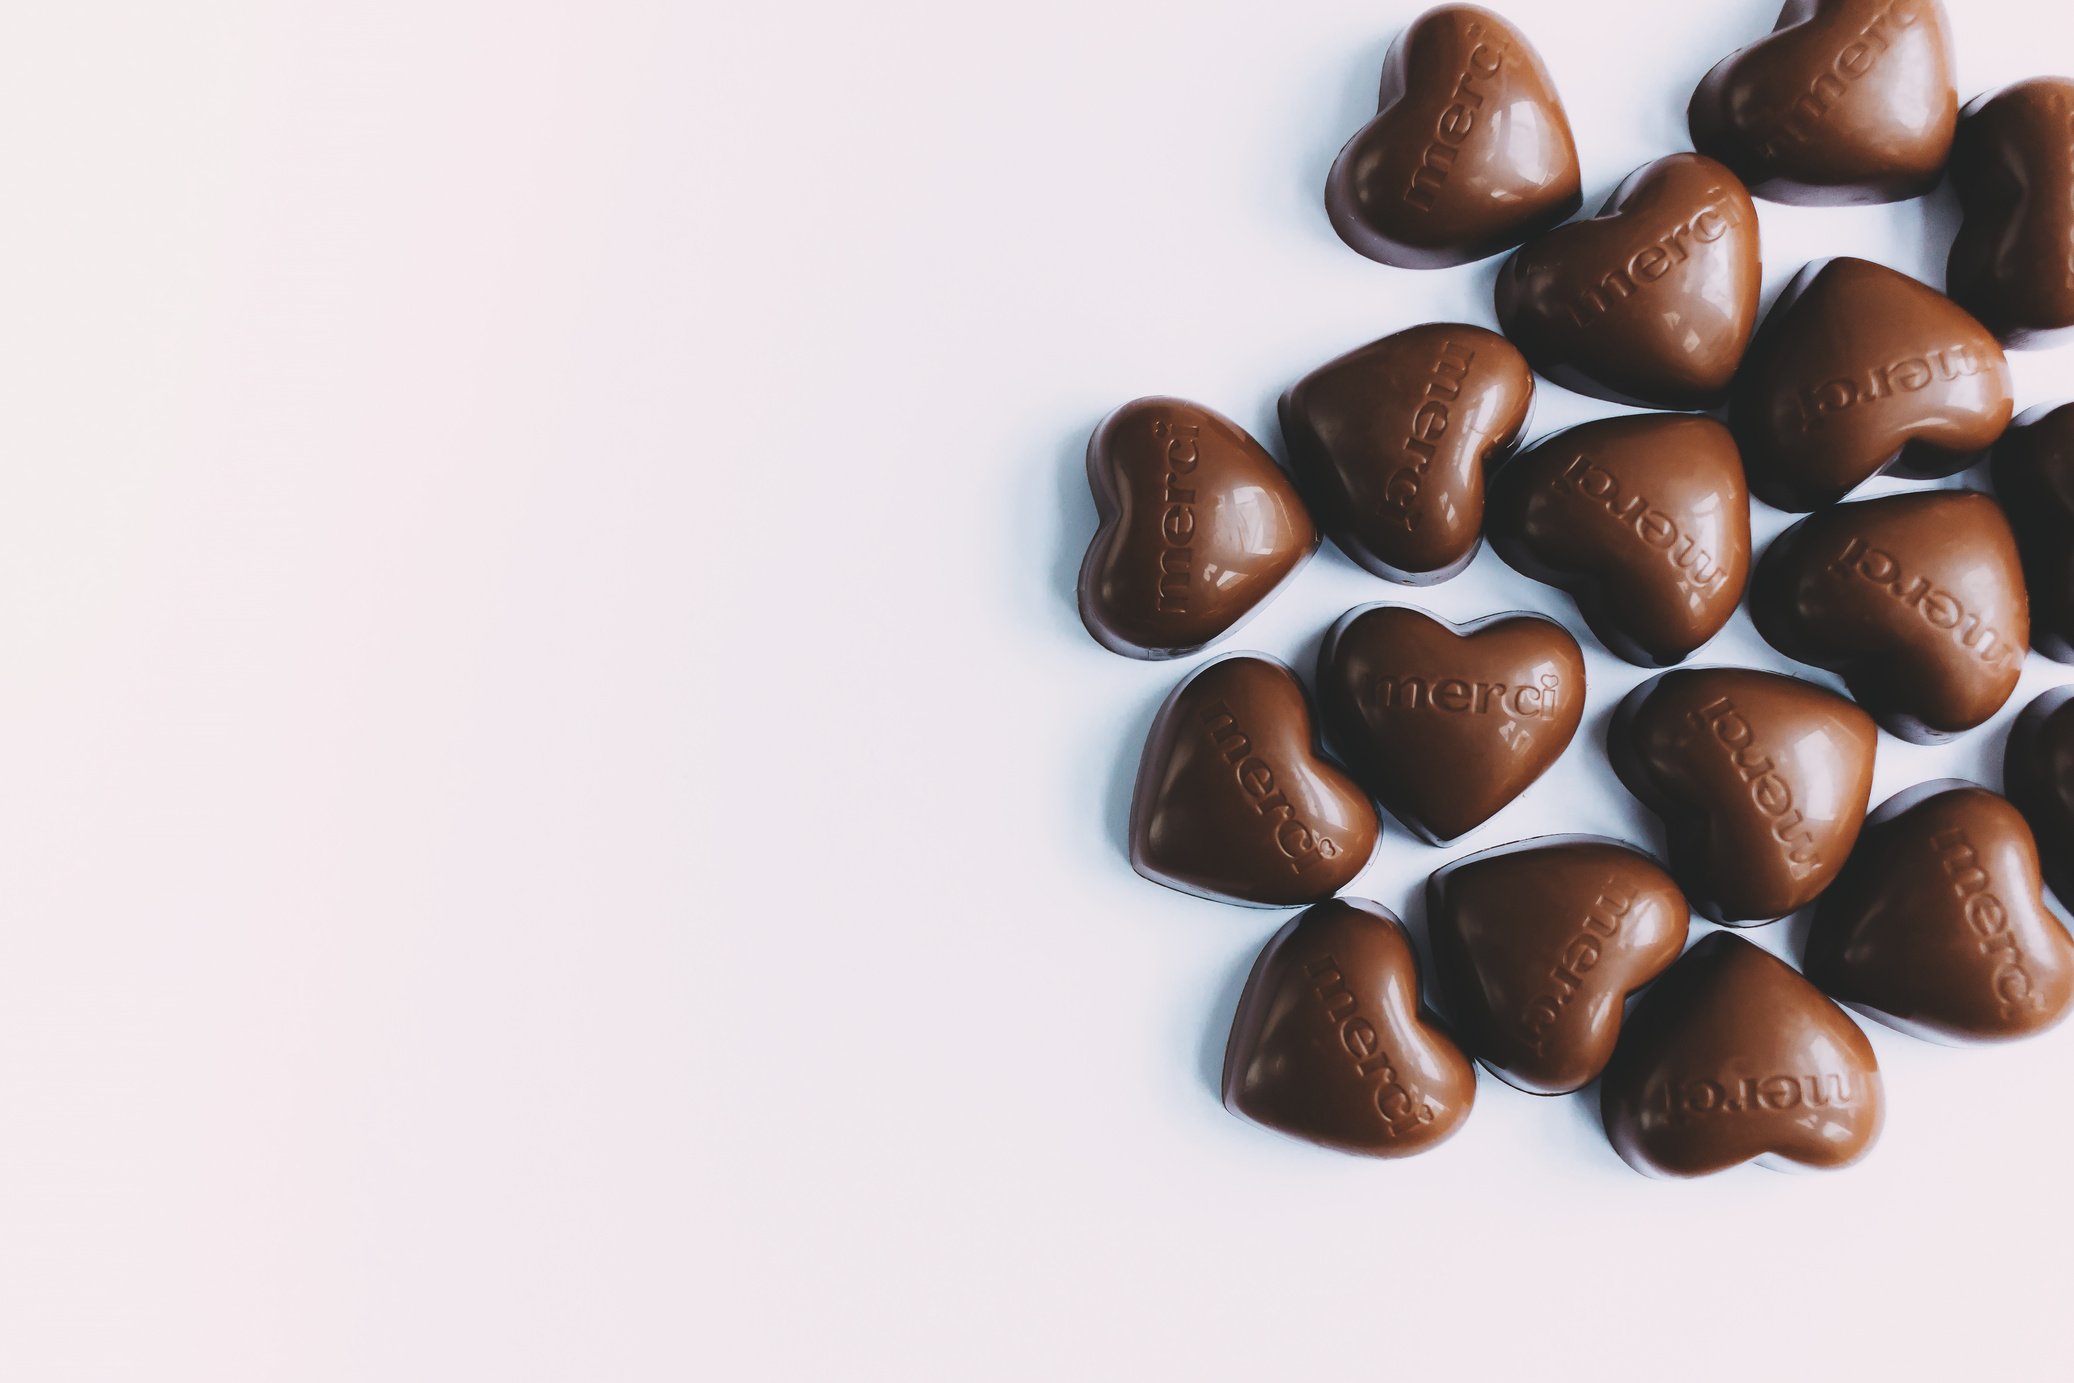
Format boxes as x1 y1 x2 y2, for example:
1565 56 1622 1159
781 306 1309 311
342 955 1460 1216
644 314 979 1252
1494 154 1760 409
1688 0 1957 206
1130 655 1379 907
1079 398 1317 660
2006 686 2074 912
1948 78 2074 349
1223 898 1475 1157
1611 668 1878 924
1731 257 2013 512
1485 414 1751 667
1279 324 1534 583
1428 838 1689 1095
1325 4 1581 270
1990 403 2074 664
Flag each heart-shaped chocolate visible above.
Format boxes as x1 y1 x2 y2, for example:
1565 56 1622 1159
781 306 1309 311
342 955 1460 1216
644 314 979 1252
1688 0 1957 206
1947 78 2074 349
1324 4 1581 269
1428 837 1689 1095
1991 403 2074 664
1805 782 2074 1044
1751 490 2030 743
1494 153 1760 409
1280 324 1534 583
1730 257 2014 512
1079 397 1317 660
1601 932 1884 1177
1486 414 1751 667
1223 898 1476 1157
1611 668 1878 924
2006 687 2074 912
1130 655 1379 907
1317 604 1583 843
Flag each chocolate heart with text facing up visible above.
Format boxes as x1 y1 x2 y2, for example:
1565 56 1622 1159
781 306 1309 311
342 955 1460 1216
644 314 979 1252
1223 898 1476 1157
1948 78 2074 350
1280 324 1534 583
1688 0 1957 206
1428 838 1689 1095
1611 668 1877 924
1494 154 1760 409
1325 4 1581 269
1601 933 1884 1177
2006 687 2074 912
1130 655 1379 908
1805 783 2074 1045
1752 490 2030 743
1079 398 1317 660
1485 414 1751 667
1991 403 2074 664
1317 604 1583 844
1731 258 2013 512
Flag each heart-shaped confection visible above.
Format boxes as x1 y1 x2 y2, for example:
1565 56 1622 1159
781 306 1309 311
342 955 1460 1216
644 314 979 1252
1751 490 2030 743
1948 78 2074 349
1130 655 1379 907
1991 403 2074 664
1223 898 1476 1157
1078 397 1317 660
1805 782 2074 1044
1324 4 1581 269
1611 668 1878 924
1730 258 2013 512
1316 604 1583 843
1280 324 1535 584
1601 932 1884 1177
1494 153 1761 409
1688 0 1957 206
2006 687 2074 911
1485 414 1751 667
1428 837 1689 1095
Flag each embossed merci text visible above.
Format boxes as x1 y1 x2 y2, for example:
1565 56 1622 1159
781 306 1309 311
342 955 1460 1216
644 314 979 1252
1199 700 1343 872
1305 953 1435 1135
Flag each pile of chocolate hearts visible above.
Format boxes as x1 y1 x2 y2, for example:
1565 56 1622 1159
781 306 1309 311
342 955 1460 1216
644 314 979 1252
1075 0 2074 1178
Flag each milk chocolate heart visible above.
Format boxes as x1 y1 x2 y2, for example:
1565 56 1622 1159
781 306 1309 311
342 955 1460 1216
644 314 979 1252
1805 782 2074 1044
1948 78 2074 349
1731 257 2014 512
1317 604 1583 844
2006 686 2074 911
1494 154 1760 409
1486 414 1751 667
1130 655 1379 907
1079 397 1317 660
1223 898 1475 1157
1611 668 1878 924
1280 324 1535 583
1428 837 1689 1095
1324 4 1581 269
1751 490 2030 743
1601 933 1884 1177
1991 403 2074 663
1688 0 1957 206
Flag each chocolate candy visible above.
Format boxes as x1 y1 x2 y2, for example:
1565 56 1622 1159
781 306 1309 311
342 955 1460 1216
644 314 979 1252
1280 324 1534 583
1223 898 1475 1157
1731 257 2014 512
1428 838 1689 1095
1325 4 1581 270
1611 668 1878 923
1601 933 1884 1177
1990 403 2074 664
1130 655 1378 907
1079 398 1317 660
1751 490 2030 743
1948 78 2074 349
1805 782 2074 1044
1687 0 1957 206
1486 414 1751 666
2006 686 2074 912
1494 153 1760 409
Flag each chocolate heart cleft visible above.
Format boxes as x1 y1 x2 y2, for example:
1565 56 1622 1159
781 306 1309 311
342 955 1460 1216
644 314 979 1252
1990 403 2074 664
1947 78 2074 350
2005 686 2074 912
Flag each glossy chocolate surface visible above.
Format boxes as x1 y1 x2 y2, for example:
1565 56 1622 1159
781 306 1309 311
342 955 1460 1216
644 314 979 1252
1990 403 2074 663
1688 0 1957 206
1485 414 1751 667
1494 153 1760 409
2006 686 2074 912
1223 898 1476 1157
1948 78 2074 349
1325 4 1581 269
1280 324 1534 583
1130 655 1379 908
1317 604 1583 844
1079 398 1317 660
1428 838 1689 1095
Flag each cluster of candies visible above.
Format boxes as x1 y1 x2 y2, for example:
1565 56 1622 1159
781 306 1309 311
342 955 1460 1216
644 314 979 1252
1075 1 2074 1177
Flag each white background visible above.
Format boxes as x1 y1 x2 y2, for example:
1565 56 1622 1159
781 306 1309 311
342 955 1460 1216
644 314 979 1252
4 1 2074 1378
